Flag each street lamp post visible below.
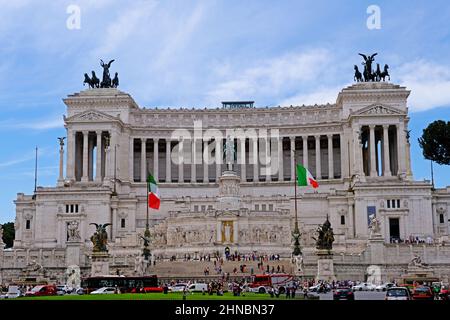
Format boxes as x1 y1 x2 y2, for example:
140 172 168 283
292 165 302 256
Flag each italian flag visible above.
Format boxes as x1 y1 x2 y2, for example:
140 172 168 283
147 173 160 210
296 164 319 188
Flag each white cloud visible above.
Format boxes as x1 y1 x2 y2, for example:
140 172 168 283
0 116 63 130
279 85 345 106
206 49 331 105
397 60 450 112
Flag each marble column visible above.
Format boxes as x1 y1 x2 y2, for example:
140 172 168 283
327 134 334 179
340 133 347 179
166 139 171 182
153 138 159 181
95 131 102 182
140 138 147 182
369 125 377 177
191 138 196 183
278 137 283 181
240 138 246 181
57 138 64 185
253 138 259 182
290 136 295 181
382 125 391 176
203 140 208 183
315 135 321 179
81 131 89 182
66 130 76 181
215 139 222 181
302 136 308 170
178 140 184 183
129 138 134 182
397 122 407 176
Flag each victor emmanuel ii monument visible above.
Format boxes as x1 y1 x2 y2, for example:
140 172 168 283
1 55 449 284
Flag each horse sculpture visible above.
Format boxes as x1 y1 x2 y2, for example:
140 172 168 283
83 71 100 89
112 72 119 88
354 65 363 82
379 64 390 81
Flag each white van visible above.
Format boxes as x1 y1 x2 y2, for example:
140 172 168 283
188 283 208 292
5 285 22 298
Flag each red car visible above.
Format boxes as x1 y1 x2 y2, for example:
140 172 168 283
412 286 434 300
25 285 57 297
439 285 449 300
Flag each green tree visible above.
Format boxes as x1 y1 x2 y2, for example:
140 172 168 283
1 222 15 248
418 120 450 165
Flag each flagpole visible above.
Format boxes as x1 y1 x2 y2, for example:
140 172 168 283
34 146 38 193
143 172 151 262
292 164 301 256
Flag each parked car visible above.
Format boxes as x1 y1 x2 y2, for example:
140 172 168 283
412 286 434 300
169 283 188 292
75 287 85 295
56 285 71 295
90 287 117 295
352 282 376 291
308 284 331 293
333 287 354 300
25 285 57 297
375 283 395 291
385 287 411 300
4 285 22 299
438 284 449 300
188 283 208 293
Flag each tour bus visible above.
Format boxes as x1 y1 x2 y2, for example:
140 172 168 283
248 274 295 294
82 275 163 294
396 277 440 290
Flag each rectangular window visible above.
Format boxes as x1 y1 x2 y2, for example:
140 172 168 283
201 205 206 212
255 204 259 211
341 215 345 225
194 205 198 212
392 200 396 209
268 204 273 211
262 204 267 211
397 199 400 208
70 204 74 213
121 218 126 228
387 200 390 208
66 205 69 213
75 204 79 213
208 205 213 210
440 214 445 224
26 220 31 230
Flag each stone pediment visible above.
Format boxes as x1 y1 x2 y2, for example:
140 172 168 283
64 110 120 123
352 104 403 116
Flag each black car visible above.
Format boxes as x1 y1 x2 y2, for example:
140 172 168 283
333 287 355 300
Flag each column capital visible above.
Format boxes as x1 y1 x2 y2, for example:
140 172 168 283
95 130 102 135
82 130 89 135
289 136 296 141
153 138 160 143
314 134 321 140
368 124 376 129
302 135 308 140
141 138 147 143
326 134 333 139
382 124 390 130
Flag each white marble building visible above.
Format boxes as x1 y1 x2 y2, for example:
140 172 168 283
2 81 450 282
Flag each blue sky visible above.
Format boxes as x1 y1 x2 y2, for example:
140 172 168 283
0 0 449 223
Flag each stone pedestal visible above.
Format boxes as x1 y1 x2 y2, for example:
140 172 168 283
368 233 384 264
218 170 241 211
65 241 82 267
316 249 336 282
90 252 110 277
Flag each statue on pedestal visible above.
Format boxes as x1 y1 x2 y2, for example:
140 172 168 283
90 223 111 252
368 216 381 237
224 135 235 171
313 217 334 251
67 221 81 241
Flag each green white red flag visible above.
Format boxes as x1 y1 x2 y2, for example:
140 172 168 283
147 173 160 209
296 164 319 188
